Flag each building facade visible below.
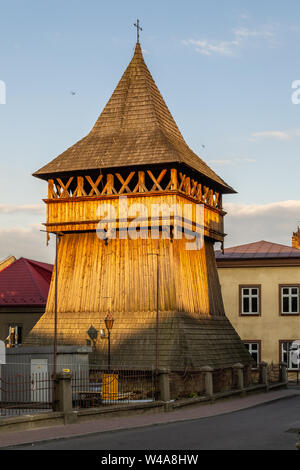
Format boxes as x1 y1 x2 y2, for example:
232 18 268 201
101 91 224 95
216 240 300 377
0 257 53 346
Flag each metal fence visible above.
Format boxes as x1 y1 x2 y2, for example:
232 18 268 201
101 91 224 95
0 363 156 416
72 366 156 409
0 367 52 417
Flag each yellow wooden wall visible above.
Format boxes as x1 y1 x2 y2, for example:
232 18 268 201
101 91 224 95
44 232 224 317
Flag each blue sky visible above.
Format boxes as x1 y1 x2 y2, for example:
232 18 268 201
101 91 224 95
1 0 300 262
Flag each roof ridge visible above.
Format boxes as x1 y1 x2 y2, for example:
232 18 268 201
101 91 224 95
22 259 49 300
26 258 53 271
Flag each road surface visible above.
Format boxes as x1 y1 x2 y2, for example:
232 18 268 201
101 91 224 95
10 395 300 450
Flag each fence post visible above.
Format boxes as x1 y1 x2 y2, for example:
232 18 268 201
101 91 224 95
233 363 245 393
158 368 170 403
243 364 251 387
200 366 214 397
279 362 288 386
55 371 77 424
259 362 269 390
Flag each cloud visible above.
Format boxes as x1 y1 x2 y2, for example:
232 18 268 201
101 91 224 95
233 27 274 39
208 157 256 166
182 39 238 56
182 25 275 56
251 129 300 141
0 224 54 264
251 131 290 141
223 200 300 248
0 204 44 214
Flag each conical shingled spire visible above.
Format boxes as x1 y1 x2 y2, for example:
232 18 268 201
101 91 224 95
33 43 234 193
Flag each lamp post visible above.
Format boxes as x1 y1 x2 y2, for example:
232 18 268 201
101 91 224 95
147 252 160 375
41 229 64 411
105 312 114 371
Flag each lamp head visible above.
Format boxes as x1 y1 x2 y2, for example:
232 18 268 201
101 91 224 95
105 312 114 330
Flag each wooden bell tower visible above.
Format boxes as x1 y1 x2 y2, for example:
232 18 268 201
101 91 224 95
25 42 252 370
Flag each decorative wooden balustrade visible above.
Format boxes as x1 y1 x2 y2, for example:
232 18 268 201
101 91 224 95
47 168 223 211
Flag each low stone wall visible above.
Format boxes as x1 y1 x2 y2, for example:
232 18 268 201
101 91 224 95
169 371 205 399
0 381 289 435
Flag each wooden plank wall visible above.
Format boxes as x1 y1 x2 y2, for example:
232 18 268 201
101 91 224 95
43 232 224 317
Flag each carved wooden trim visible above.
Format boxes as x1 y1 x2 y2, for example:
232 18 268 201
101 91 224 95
47 168 223 210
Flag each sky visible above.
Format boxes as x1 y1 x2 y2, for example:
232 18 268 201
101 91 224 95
1 0 300 263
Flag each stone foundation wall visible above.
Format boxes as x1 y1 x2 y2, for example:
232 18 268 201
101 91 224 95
169 371 206 399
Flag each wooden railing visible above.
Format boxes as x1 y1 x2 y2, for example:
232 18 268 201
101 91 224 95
47 168 223 211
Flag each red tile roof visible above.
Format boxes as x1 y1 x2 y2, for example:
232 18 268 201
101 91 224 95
215 240 300 260
0 258 53 307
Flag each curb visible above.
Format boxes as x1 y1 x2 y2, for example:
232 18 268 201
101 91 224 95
1 390 299 449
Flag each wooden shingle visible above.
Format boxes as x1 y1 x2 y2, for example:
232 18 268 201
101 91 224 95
33 44 234 194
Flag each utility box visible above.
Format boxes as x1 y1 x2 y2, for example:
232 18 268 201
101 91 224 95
102 373 118 401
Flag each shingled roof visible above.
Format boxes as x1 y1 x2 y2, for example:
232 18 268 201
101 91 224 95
33 43 234 194
0 258 53 307
215 240 300 260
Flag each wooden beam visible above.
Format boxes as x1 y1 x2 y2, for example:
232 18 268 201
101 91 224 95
73 176 87 197
56 177 73 198
101 174 117 195
133 171 148 193
48 179 58 199
147 169 167 191
86 174 103 196
116 172 135 194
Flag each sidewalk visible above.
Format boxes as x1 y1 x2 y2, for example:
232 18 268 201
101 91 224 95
1 388 299 448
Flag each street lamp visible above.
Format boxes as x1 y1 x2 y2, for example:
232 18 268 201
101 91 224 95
105 312 114 371
41 229 64 411
147 253 160 375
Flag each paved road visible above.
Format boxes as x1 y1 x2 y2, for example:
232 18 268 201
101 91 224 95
11 396 300 450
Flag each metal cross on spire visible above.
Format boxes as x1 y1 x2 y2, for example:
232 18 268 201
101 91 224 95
134 19 142 44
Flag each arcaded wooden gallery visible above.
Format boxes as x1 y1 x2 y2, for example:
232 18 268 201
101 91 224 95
24 41 252 376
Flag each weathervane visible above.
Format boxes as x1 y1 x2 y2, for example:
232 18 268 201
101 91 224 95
134 19 142 44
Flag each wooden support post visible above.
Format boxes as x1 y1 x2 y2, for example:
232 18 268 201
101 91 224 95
74 176 87 197
170 169 178 190
203 186 210 203
196 184 202 202
48 180 57 199
134 171 147 193
102 174 116 195
184 177 191 196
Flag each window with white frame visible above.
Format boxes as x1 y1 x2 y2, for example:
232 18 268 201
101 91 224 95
240 286 260 315
281 341 299 370
244 342 260 367
280 286 299 315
